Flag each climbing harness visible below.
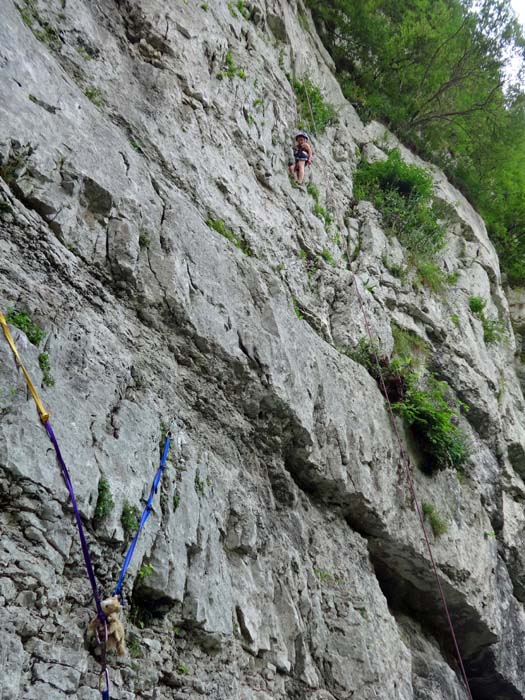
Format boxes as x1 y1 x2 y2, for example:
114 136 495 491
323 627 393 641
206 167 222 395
351 280 474 700
113 431 173 601
0 312 174 700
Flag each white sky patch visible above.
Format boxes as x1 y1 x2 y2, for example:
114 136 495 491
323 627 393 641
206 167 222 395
511 0 525 26
507 0 525 86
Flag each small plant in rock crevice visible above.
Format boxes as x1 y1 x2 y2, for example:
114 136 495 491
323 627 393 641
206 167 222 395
76 45 93 61
206 218 254 256
129 138 143 153
391 325 428 368
415 261 449 293
382 255 408 282
468 296 505 344
194 472 206 497
217 50 246 80
138 230 150 249
320 247 336 266
468 296 486 314
306 183 320 200
128 638 143 658
393 374 468 473
84 86 104 107
481 317 505 344
346 338 410 403
306 182 333 230
422 502 448 536
38 352 55 387
128 601 156 630
138 563 155 581
228 0 252 19
17 1 61 51
313 566 331 583
94 477 114 520
313 202 333 229
121 501 140 538
292 297 304 320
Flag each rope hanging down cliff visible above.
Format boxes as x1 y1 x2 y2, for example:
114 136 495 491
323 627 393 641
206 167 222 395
0 311 175 700
302 94 473 697
351 276 474 700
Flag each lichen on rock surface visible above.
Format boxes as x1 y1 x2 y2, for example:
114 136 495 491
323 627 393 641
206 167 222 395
1 1 525 699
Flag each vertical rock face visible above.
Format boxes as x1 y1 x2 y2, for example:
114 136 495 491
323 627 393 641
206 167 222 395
1 1 525 699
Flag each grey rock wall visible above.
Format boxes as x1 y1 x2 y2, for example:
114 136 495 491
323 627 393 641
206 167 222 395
1 1 525 699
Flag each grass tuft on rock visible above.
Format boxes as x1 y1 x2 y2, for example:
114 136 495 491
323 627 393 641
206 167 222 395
422 502 448 536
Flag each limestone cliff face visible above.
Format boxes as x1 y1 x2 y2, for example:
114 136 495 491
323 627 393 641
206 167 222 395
1 1 525 699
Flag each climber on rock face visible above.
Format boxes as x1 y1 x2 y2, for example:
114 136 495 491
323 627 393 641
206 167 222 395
288 131 312 186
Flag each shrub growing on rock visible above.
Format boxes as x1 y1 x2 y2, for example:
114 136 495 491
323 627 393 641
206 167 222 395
291 76 337 134
347 338 468 473
353 149 445 262
393 374 468 473
468 296 505 344
6 309 45 346
468 296 486 314
346 338 411 403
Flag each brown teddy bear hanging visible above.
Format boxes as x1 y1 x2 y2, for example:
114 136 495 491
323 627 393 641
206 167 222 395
87 596 126 656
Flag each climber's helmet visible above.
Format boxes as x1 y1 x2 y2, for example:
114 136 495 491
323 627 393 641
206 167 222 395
295 131 309 141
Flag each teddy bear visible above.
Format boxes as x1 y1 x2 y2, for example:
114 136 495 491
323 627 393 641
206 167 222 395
87 596 126 656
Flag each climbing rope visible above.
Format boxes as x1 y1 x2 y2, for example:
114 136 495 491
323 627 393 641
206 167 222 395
303 78 317 139
300 83 473 693
113 431 173 601
0 313 49 423
0 313 110 699
351 279 474 700
2 289 473 695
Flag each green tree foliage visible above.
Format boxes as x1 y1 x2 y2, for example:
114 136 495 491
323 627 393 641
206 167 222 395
307 0 525 284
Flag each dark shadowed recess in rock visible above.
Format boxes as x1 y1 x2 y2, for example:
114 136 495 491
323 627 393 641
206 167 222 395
370 553 522 700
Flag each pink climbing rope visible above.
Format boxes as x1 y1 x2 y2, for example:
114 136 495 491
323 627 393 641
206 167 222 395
352 273 474 700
